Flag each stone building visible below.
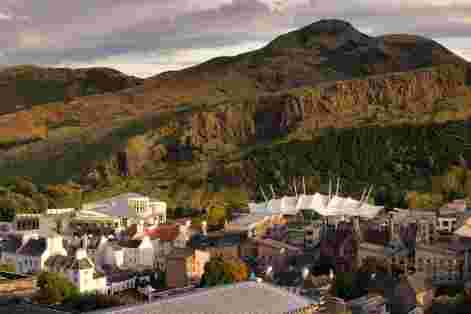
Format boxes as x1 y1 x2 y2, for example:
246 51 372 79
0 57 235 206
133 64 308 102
165 248 210 288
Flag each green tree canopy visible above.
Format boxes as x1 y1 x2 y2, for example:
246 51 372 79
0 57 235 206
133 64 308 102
0 263 16 272
200 257 248 287
36 272 79 305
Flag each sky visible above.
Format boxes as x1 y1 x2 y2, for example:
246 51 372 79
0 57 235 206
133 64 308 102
1 0 471 78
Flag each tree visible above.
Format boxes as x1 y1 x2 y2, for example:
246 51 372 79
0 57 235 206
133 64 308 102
12 177 37 196
36 272 79 305
32 193 49 212
0 263 16 272
200 257 248 287
63 293 124 312
332 272 355 300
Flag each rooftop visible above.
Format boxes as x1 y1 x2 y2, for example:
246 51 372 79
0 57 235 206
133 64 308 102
91 281 316 314
253 238 302 252
45 254 94 270
135 224 180 242
189 231 246 249
226 213 273 230
167 248 194 259
83 193 148 217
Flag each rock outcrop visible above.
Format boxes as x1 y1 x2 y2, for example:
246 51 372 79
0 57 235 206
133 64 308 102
119 64 467 175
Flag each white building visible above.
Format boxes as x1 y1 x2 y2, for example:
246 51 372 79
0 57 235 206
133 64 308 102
4 234 68 274
45 248 106 294
78 193 167 231
94 234 154 271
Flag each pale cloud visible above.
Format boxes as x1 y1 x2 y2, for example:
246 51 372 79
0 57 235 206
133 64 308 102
54 40 267 78
1 0 470 75
17 31 50 49
0 12 11 20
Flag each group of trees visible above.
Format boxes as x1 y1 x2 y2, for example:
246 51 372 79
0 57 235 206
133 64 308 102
0 177 83 212
35 271 124 311
249 121 471 210
36 272 79 305
200 256 249 287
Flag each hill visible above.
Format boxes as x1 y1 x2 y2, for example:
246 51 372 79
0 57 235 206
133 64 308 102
0 19 471 211
0 65 143 115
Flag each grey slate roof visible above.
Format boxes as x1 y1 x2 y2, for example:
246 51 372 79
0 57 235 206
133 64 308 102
16 238 46 256
90 281 316 314
84 193 146 218
45 254 93 270
188 231 245 249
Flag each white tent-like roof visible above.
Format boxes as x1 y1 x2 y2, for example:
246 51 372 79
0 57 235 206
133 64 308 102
280 196 298 215
249 193 382 219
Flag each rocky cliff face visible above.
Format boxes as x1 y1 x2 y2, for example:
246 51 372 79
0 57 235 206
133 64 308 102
119 64 467 176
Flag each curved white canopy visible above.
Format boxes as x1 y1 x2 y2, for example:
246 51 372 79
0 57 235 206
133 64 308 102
249 192 382 219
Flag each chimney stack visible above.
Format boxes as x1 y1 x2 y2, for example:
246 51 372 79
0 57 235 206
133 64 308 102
202 221 207 236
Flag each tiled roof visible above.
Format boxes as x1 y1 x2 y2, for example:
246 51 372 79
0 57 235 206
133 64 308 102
84 193 146 218
17 238 46 256
138 224 179 242
368 273 417 314
167 248 194 259
45 254 93 270
254 238 302 252
72 259 94 270
45 255 75 269
90 281 316 314
105 271 136 284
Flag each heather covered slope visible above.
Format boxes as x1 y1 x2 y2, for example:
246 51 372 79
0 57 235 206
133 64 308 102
1 19 471 209
0 65 143 115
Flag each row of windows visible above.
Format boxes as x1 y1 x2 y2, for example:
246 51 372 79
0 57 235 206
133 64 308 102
16 219 40 230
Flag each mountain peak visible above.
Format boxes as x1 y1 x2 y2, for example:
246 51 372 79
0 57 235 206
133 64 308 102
267 19 369 51
304 19 356 34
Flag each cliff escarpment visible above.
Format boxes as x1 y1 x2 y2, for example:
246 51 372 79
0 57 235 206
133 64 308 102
182 64 467 149
116 64 468 177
